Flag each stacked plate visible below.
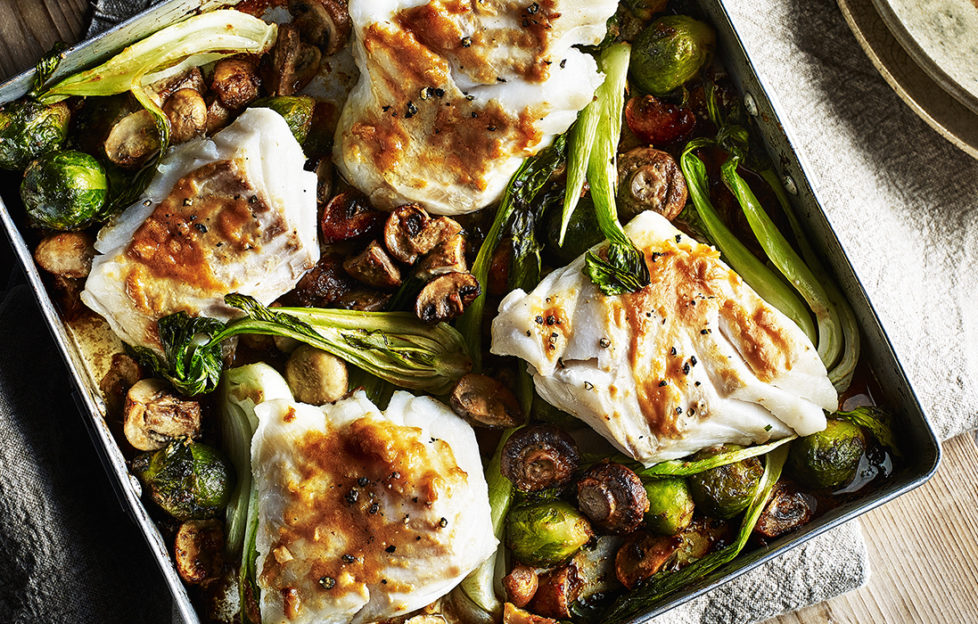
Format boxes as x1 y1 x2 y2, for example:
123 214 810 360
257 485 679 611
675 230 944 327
839 0 978 158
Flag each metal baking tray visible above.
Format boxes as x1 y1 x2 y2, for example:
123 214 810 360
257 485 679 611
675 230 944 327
0 1 941 622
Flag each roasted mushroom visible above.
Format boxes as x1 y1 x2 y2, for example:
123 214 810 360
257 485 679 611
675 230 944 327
384 205 462 264
414 271 480 323
500 425 579 492
163 88 207 143
286 253 355 307
415 233 467 281
617 147 688 221
624 95 696 146
210 56 261 110
174 519 225 585
289 0 352 56
205 95 231 133
34 231 95 279
449 373 522 427
342 240 402 289
502 563 539 608
104 109 160 168
615 531 681 589
284 345 349 405
267 23 322 96
334 288 391 312
576 462 650 534
99 353 143 418
754 481 816 539
528 563 582 619
123 378 202 451
320 191 383 243
146 67 205 107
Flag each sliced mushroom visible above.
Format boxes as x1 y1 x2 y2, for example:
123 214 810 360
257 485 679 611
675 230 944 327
576 462 650 534
99 353 143 418
617 147 688 222
528 563 582 619
285 345 349 405
211 56 261 110
414 271 480 323
342 240 402 289
500 425 579 492
415 233 467 281
123 378 202 451
289 0 352 55
267 23 322 96
34 232 95 279
146 67 206 108
450 373 522 428
285 254 355 308
615 532 682 590
314 158 334 206
754 481 816 539
320 191 383 243
503 603 558 624
334 288 391 312
163 88 207 143
174 519 224 585
205 95 231 134
384 205 462 264
503 564 539 609
104 109 160 169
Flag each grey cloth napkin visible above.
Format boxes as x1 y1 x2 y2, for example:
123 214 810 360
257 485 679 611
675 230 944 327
73 0 978 623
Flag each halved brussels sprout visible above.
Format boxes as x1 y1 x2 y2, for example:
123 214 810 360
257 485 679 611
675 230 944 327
251 95 316 144
132 439 234 521
20 150 107 230
788 419 867 489
0 100 70 171
687 445 763 519
643 477 695 535
505 501 593 567
630 16 715 96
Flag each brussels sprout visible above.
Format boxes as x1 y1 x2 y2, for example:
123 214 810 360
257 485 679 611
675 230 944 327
0 100 70 170
687 445 763 519
20 150 107 230
643 477 695 535
251 95 316 144
132 439 234 521
546 195 604 264
630 16 716 96
506 501 593 567
789 419 867 489
624 0 669 21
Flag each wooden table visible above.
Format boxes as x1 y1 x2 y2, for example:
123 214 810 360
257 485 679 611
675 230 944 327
2 1 977 622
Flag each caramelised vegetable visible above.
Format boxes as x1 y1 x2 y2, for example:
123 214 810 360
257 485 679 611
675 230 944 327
289 0 351 55
123 378 202 451
132 439 234 521
754 481 815 538
33 231 95 279
643 477 694 535
615 531 681 589
250 95 315 144
284 344 348 405
163 88 207 143
788 419 866 489
211 56 262 110
415 271 480 323
321 191 383 243
174 519 224 584
616 146 688 221
503 564 539 609
529 563 582 619
135 294 472 396
99 353 144 417
501 425 580 492
630 16 715 96
450 373 522 428
503 603 558 624
21 150 107 230
0 100 70 170
343 240 403 289
506 501 593 567
687 446 764 519
576 462 650 534
625 95 695 146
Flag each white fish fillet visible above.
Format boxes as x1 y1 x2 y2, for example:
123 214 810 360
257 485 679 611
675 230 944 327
81 109 319 351
491 211 837 465
252 391 496 624
334 0 618 215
